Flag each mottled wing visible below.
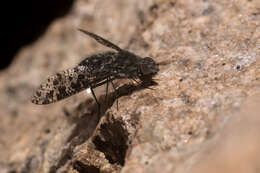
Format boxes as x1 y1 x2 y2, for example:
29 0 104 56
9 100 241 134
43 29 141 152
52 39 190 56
32 68 92 104
78 29 122 52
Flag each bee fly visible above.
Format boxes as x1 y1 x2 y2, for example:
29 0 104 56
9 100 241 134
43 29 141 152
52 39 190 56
32 29 158 112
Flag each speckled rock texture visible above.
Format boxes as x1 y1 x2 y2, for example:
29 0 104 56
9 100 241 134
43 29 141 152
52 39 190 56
188 93 260 173
0 0 260 173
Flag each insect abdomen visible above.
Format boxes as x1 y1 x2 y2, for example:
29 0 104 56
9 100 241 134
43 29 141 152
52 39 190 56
32 68 92 104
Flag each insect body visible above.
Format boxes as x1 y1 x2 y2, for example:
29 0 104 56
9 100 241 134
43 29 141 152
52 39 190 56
32 29 158 105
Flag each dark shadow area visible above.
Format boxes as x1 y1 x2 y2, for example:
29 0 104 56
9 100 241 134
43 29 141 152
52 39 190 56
92 115 130 166
2 0 75 70
73 161 100 173
91 79 157 166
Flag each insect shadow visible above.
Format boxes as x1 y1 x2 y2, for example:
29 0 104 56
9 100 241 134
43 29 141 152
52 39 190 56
68 77 158 121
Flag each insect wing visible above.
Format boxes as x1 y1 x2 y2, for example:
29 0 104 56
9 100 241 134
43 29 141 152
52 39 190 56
32 68 92 104
78 29 122 52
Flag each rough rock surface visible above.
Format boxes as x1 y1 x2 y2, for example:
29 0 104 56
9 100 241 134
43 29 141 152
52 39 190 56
0 0 260 173
188 93 260 173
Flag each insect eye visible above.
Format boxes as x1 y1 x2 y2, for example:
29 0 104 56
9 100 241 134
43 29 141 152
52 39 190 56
140 63 151 75
139 57 158 76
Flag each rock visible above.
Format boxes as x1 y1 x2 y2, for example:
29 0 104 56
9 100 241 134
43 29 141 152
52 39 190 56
0 0 260 172
186 93 260 173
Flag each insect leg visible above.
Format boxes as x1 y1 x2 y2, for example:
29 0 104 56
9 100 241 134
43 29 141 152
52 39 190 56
109 79 119 110
89 77 119 110
91 77 116 89
105 77 109 103
78 29 122 52
90 87 100 116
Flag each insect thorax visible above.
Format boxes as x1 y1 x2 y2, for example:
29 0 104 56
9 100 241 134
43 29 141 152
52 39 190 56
113 51 158 79
76 52 116 76
76 51 158 80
